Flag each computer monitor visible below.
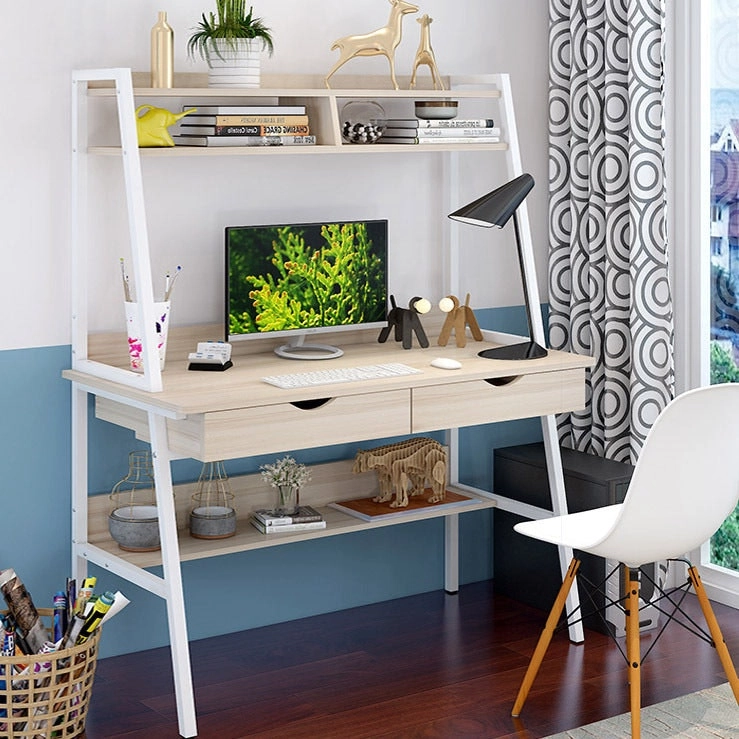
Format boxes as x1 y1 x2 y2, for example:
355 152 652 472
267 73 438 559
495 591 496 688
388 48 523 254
226 219 388 359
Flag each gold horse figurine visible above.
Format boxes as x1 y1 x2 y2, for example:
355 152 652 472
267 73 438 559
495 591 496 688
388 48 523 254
410 14 445 90
325 0 419 90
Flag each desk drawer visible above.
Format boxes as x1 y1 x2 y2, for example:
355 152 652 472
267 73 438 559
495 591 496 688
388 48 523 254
411 368 585 432
196 389 410 459
97 390 411 461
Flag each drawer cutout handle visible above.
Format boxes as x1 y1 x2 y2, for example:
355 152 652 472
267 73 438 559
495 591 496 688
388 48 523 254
290 398 333 410
484 376 520 387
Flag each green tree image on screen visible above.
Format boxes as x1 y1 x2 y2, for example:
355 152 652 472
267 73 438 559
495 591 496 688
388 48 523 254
229 222 386 336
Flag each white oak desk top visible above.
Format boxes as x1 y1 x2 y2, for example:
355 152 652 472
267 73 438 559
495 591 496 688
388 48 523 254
63 329 594 417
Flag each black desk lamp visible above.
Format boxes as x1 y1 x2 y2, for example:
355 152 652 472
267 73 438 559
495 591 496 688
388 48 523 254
448 172 548 360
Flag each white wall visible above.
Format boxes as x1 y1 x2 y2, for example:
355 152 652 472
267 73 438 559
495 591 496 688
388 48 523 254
0 0 549 350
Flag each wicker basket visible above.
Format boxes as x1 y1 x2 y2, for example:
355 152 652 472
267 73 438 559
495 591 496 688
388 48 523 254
1 609 101 738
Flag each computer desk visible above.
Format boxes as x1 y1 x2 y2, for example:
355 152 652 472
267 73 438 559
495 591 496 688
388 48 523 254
63 326 593 737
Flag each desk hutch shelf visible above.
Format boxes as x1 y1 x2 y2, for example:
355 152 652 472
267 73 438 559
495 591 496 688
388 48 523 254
67 68 591 737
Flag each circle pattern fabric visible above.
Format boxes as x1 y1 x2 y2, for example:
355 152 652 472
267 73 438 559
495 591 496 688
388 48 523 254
547 0 674 463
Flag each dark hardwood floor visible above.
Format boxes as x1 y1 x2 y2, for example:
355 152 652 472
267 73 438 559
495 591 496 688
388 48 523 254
82 579 739 738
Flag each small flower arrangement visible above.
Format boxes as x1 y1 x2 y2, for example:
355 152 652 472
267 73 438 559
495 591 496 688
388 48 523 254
259 455 311 489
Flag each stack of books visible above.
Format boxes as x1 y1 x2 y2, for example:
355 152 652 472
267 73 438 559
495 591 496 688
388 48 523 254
250 505 326 534
380 117 501 145
173 104 316 147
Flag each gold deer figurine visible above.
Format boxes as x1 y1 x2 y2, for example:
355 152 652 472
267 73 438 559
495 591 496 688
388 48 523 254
410 14 445 90
325 0 419 90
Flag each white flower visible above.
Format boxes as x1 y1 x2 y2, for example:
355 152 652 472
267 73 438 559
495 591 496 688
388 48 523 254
259 455 311 489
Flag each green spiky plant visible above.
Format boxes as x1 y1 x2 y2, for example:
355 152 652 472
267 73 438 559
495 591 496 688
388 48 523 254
187 0 274 63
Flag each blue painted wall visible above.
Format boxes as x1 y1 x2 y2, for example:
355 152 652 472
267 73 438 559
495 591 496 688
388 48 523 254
0 306 546 657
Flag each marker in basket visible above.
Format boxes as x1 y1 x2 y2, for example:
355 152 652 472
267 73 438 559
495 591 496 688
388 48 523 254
66 578 76 623
61 612 87 649
76 591 114 645
53 591 67 643
74 577 96 616
1 621 14 656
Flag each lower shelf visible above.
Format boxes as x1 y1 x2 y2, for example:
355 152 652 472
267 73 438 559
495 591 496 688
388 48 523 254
83 459 495 569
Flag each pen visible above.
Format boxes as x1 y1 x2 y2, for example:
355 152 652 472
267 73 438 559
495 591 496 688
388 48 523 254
164 265 181 301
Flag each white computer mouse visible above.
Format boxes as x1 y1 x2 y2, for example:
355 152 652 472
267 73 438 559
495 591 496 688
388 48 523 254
430 357 462 370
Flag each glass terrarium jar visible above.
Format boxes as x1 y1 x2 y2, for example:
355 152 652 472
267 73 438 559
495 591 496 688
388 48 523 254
340 100 386 144
108 450 160 552
189 461 236 539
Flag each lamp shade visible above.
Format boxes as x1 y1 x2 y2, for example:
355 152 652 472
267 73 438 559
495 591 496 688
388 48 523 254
448 173 534 229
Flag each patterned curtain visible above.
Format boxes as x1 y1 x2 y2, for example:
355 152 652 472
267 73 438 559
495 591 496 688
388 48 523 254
548 0 674 464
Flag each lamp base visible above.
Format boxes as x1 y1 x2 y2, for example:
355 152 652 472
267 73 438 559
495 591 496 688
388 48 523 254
478 341 548 361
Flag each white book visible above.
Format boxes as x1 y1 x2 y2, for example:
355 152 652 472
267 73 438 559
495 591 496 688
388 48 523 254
173 134 316 147
183 104 305 115
383 127 501 138
384 118 496 129
253 506 323 526
381 136 501 145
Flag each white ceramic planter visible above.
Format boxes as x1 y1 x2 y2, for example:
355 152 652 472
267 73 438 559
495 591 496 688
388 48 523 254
207 39 262 88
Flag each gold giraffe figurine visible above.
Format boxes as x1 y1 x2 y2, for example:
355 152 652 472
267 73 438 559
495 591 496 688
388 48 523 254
410 14 445 90
325 0 419 90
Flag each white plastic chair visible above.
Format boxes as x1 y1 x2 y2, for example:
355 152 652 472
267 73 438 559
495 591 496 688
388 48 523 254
511 384 739 738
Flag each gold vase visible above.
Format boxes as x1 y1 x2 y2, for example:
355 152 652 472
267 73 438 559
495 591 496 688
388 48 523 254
151 11 174 88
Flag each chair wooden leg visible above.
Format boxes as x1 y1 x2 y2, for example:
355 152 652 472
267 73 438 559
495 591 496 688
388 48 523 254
511 558 581 717
688 565 739 703
626 567 641 739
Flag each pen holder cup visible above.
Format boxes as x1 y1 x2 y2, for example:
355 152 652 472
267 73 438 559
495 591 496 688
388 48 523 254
124 301 170 372
0 609 102 738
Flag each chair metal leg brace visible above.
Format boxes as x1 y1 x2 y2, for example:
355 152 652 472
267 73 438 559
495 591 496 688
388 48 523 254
688 565 739 704
512 557 581 717
626 567 641 739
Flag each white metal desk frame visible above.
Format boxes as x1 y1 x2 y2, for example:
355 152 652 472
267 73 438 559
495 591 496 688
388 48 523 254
69 69 583 738
442 74 582 635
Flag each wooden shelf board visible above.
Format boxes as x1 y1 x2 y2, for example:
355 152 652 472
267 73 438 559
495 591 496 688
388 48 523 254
86 72 502 99
88 142 508 157
86 484 494 569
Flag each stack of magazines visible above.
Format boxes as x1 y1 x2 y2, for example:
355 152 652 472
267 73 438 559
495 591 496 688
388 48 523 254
173 104 316 147
250 506 326 534
380 117 501 145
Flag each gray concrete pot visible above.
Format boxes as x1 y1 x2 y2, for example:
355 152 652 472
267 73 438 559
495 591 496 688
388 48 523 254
109 505 160 551
189 506 237 539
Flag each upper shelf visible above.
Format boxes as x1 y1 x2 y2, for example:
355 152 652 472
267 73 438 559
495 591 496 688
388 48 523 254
84 72 507 156
86 72 503 99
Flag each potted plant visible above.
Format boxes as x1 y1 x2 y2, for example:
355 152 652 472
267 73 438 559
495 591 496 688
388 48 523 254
187 0 274 88
260 455 311 516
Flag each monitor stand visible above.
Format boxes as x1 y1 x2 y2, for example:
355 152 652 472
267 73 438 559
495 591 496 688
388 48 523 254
274 334 344 360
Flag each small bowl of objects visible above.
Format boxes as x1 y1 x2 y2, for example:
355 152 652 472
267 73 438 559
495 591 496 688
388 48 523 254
341 100 386 144
415 100 458 120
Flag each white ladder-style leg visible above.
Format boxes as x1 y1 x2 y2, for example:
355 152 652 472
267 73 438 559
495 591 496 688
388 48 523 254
148 412 197 737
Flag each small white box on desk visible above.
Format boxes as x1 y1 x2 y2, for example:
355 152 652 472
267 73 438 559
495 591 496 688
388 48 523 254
188 341 233 371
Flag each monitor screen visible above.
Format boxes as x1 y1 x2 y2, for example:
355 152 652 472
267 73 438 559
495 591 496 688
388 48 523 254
226 219 388 359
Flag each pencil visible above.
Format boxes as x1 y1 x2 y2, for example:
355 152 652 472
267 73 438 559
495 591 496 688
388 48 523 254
164 265 181 301
120 258 132 301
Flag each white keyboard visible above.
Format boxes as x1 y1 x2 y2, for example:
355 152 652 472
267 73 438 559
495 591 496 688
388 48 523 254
261 362 422 389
